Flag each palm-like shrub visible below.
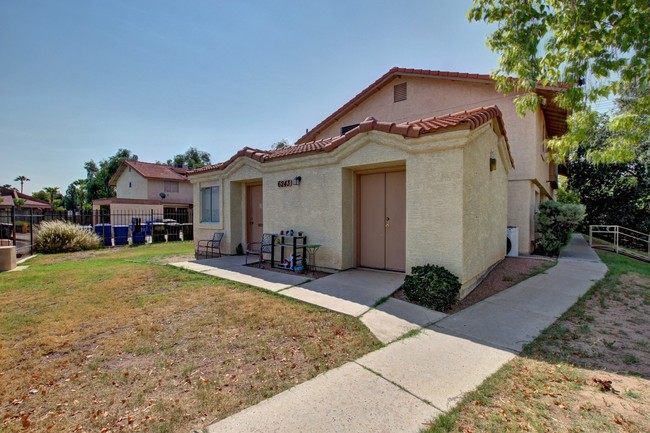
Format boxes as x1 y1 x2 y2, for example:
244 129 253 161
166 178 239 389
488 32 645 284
36 221 102 253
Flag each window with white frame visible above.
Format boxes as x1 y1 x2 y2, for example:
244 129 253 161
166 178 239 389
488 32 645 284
201 186 220 223
164 181 179 193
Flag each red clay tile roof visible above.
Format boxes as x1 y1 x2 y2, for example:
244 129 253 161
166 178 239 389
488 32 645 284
295 67 568 144
189 105 513 175
109 160 189 186
0 187 52 209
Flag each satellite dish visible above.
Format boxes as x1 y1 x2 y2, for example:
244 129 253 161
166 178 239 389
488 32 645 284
159 192 167 199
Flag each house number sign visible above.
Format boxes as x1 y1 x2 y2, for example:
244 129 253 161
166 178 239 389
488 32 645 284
277 176 301 188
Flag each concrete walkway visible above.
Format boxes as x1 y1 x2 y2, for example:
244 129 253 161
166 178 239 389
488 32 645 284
171 235 608 432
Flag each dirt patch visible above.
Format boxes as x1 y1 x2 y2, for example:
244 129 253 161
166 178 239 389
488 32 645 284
393 257 555 314
528 272 650 379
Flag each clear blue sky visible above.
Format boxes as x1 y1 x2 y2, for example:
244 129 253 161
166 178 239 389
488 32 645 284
0 0 497 194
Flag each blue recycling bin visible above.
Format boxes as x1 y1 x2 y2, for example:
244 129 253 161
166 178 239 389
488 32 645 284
94 224 112 247
113 225 129 246
145 221 153 236
132 231 146 244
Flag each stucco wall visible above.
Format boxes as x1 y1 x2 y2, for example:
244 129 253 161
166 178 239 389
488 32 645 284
115 170 148 199
191 122 511 290
461 126 509 296
309 76 549 254
146 179 193 204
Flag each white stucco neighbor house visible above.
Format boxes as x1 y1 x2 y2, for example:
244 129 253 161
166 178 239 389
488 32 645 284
189 106 514 295
92 160 193 224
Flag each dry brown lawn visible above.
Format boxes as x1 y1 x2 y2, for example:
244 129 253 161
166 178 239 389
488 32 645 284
0 243 381 432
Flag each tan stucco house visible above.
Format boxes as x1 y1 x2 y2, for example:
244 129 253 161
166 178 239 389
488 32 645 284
92 160 193 225
189 106 514 294
295 68 568 255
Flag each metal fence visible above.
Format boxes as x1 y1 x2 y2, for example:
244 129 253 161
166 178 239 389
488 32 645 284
0 209 193 257
589 225 650 262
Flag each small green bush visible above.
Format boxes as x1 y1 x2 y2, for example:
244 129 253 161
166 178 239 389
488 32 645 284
36 220 102 254
534 201 586 256
403 264 461 312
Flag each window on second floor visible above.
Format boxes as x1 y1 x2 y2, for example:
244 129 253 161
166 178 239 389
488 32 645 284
164 181 179 193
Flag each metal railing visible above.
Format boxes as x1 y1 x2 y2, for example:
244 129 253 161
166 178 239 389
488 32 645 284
589 225 650 262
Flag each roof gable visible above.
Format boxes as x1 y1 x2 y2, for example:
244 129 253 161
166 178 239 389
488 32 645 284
109 161 189 186
296 67 568 144
0 187 52 209
190 105 513 175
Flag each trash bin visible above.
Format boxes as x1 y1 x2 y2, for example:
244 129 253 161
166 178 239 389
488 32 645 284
181 223 193 241
132 231 146 245
166 222 181 242
94 224 112 247
151 222 166 243
131 217 142 234
145 220 152 236
0 223 13 239
114 225 129 246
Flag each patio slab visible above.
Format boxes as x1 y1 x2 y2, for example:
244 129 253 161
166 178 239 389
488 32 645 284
207 362 438 433
194 255 249 269
357 328 516 411
299 269 404 308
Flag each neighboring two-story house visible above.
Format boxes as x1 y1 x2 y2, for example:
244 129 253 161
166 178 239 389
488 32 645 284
92 160 193 224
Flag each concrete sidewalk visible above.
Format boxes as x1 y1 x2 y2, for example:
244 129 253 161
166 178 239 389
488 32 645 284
204 234 608 432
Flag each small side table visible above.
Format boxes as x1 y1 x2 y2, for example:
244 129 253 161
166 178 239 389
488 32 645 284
304 244 321 272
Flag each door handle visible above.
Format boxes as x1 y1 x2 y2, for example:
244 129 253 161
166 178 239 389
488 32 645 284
385 223 390 228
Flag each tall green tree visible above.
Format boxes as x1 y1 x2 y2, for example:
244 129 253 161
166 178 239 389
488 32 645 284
13 175 30 193
85 149 137 200
565 113 650 233
167 147 211 169
468 0 650 163
31 191 50 201
271 139 289 150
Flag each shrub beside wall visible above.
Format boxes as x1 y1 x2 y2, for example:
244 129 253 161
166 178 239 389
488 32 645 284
403 264 461 312
534 201 586 256
36 220 102 254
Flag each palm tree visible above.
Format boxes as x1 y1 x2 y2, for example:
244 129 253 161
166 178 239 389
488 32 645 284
73 179 88 210
14 175 30 193
43 186 60 204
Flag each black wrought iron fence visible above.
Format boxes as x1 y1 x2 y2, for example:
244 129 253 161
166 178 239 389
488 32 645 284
0 209 194 257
